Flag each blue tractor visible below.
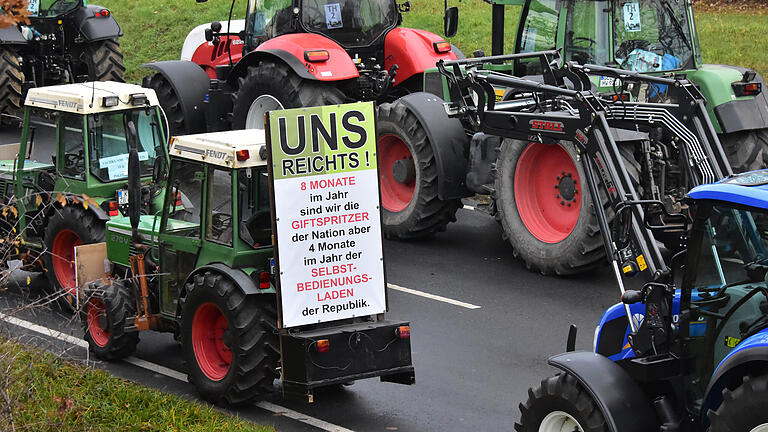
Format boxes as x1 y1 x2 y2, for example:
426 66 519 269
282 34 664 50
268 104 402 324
434 52 768 430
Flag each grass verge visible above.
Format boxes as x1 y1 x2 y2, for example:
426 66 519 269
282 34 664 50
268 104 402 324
99 0 768 82
0 337 275 432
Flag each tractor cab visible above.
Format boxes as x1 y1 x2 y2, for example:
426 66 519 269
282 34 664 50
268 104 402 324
19 82 165 198
245 0 401 50
27 0 84 18
515 0 700 76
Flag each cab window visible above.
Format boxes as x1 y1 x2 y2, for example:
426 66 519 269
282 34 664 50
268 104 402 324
206 167 233 246
564 0 611 66
238 168 272 248
516 0 559 75
163 160 204 238
59 113 86 180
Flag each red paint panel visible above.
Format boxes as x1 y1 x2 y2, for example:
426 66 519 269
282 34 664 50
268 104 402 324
191 36 245 79
385 28 458 86
257 33 358 81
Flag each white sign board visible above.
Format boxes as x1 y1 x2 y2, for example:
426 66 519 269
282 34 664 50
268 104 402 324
268 102 385 328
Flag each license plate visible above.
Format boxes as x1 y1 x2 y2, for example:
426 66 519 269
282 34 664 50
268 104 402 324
117 190 128 205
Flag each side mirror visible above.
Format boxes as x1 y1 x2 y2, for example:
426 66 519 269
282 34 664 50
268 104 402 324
127 121 141 240
152 151 166 185
444 6 458 38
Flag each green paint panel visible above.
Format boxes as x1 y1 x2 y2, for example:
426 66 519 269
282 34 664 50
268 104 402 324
268 102 377 180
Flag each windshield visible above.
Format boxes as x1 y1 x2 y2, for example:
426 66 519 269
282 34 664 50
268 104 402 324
693 205 768 290
28 0 82 18
563 0 695 72
299 0 398 47
88 109 161 183
612 0 694 71
247 0 293 39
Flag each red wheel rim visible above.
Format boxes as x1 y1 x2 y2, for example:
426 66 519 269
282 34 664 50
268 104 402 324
378 134 415 212
86 298 110 347
51 229 83 295
192 302 231 381
514 143 581 243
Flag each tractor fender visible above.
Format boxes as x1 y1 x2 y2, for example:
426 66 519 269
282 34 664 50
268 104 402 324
687 64 768 134
72 4 123 41
227 33 358 85
394 92 470 200
47 194 110 222
548 351 659 432
701 328 768 420
0 26 27 45
178 263 269 317
384 28 458 86
142 60 210 135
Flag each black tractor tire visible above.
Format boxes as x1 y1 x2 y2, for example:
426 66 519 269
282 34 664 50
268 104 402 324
82 280 139 360
231 60 345 130
516 373 607 432
42 205 106 311
720 129 768 174
79 39 125 82
708 374 768 431
376 102 461 239
494 139 611 275
0 47 23 120
180 271 279 406
142 72 185 137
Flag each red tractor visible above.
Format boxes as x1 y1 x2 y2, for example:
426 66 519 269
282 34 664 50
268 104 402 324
144 0 464 237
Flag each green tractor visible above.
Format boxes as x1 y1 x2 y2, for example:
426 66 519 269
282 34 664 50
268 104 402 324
0 0 124 121
485 0 767 274
80 127 414 404
378 0 768 275
0 81 168 309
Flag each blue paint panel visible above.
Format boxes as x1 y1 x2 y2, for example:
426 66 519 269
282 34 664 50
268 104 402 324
689 169 768 209
714 328 768 375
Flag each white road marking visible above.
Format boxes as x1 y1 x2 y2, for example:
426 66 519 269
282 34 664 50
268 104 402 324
387 283 481 309
0 313 355 432
463 205 475 211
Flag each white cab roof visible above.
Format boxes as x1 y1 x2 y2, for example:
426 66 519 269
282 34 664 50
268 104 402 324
169 129 268 169
25 81 160 115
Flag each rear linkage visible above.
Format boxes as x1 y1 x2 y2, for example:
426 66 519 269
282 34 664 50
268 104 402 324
438 52 730 344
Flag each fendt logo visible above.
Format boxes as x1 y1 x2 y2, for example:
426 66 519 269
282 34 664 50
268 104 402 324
529 119 565 134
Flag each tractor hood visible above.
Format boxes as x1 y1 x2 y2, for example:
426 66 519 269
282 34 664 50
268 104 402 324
105 215 161 267
688 169 768 210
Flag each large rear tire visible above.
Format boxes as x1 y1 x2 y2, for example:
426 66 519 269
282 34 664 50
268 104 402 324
43 205 106 311
376 102 461 239
142 72 185 137
494 139 608 275
79 39 125 82
708 374 768 432
82 280 139 360
181 271 279 406
231 60 345 130
720 129 768 174
0 47 23 120
515 373 608 432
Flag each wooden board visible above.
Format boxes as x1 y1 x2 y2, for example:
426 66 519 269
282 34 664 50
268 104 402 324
74 242 108 291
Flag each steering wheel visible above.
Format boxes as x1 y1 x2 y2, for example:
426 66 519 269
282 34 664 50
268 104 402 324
616 39 651 62
572 37 596 49
64 150 84 173
211 212 232 235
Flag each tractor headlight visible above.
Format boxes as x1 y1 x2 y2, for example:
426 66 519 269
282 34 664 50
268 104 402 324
102 96 119 108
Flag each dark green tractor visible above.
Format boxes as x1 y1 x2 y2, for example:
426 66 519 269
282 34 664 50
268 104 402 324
0 81 168 309
82 128 414 404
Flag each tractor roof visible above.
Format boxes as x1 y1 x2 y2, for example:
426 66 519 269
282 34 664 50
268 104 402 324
688 170 768 210
169 129 268 169
25 81 160 115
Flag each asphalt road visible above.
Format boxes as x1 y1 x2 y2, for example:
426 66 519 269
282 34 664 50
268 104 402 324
0 124 623 431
